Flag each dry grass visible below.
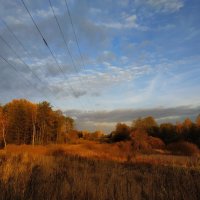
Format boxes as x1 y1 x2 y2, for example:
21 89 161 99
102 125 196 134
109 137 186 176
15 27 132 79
2 141 200 168
0 148 200 200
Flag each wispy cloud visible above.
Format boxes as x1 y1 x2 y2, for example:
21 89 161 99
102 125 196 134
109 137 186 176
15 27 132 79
65 105 200 132
96 14 147 30
136 0 184 12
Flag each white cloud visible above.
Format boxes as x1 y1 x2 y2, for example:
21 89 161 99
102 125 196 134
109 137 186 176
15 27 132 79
96 14 147 30
34 4 62 19
125 14 137 22
67 64 151 96
136 0 184 12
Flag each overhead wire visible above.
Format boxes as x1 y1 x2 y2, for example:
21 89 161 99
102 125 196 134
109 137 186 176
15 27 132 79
49 0 79 74
63 0 98 111
0 53 44 98
64 0 86 69
0 35 59 101
1 19 62 96
20 0 86 110
1 21 53 93
48 0 94 109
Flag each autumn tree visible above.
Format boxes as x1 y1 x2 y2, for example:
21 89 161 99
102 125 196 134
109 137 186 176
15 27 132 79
132 116 158 137
133 116 157 130
0 99 74 145
51 110 66 143
0 106 7 148
65 117 74 133
182 118 193 129
30 103 37 146
36 101 54 144
196 115 200 127
4 99 34 144
159 123 178 144
111 123 131 142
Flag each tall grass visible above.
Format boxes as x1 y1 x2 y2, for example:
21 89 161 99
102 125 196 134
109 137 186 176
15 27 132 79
0 147 200 200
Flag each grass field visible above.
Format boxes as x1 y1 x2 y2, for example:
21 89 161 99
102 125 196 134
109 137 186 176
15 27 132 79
0 142 200 200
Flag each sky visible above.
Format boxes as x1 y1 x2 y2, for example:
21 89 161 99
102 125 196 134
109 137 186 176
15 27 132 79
0 0 200 133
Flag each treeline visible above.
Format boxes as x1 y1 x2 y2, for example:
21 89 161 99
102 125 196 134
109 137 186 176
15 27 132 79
107 116 200 149
0 99 74 147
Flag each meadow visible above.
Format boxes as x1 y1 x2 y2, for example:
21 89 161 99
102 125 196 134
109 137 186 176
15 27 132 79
0 142 199 200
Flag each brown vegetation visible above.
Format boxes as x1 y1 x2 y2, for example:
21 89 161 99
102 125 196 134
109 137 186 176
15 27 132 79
167 141 199 156
0 147 200 200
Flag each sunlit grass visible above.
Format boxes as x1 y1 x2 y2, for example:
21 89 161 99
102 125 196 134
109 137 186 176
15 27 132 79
0 145 200 200
2 141 200 168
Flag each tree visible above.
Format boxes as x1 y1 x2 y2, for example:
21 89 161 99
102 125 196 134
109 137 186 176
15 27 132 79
36 101 53 144
111 123 131 142
196 114 200 127
51 110 66 143
182 118 193 129
30 103 37 146
65 117 74 133
159 123 178 144
0 106 7 148
133 116 157 130
0 99 75 145
132 116 158 136
4 99 34 144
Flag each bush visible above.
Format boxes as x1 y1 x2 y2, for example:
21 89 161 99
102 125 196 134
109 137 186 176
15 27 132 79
47 147 66 157
111 123 131 142
148 136 165 149
167 141 199 156
65 130 80 142
131 130 151 152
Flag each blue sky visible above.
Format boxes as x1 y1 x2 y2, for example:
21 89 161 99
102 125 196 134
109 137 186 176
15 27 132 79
0 0 200 132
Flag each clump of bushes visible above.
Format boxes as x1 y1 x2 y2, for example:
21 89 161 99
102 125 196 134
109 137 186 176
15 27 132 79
147 136 165 150
110 123 131 142
167 141 199 156
47 146 66 157
130 130 151 152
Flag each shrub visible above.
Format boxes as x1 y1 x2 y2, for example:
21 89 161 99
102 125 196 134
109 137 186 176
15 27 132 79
65 130 80 142
131 130 151 152
148 136 165 149
167 141 199 156
47 147 66 157
111 123 131 142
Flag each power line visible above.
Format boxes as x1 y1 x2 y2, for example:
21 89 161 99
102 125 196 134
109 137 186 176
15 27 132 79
0 34 44 81
48 0 79 73
1 21 50 90
64 0 86 69
1 19 61 96
48 0 93 108
0 55 31 98
21 0 65 76
20 0 86 109
0 38 61 108
0 52 55 102
0 53 38 91
0 34 57 101
63 0 97 110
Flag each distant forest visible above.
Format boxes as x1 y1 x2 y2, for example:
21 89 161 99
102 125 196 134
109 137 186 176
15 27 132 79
0 99 74 147
0 99 200 152
107 115 200 151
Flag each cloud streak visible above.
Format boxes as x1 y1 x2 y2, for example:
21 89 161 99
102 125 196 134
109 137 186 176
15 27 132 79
136 0 184 12
65 105 200 132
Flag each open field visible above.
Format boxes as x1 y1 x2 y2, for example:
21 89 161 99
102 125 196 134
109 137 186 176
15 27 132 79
2 141 200 168
0 142 200 200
